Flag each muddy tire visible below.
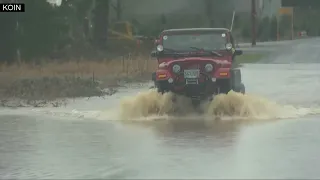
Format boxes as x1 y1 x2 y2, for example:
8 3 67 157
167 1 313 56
156 84 165 94
233 82 245 94
218 79 232 94
155 81 168 94
239 83 245 94
191 99 201 108
152 72 156 81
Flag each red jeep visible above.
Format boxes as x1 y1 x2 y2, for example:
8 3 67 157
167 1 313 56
151 28 245 106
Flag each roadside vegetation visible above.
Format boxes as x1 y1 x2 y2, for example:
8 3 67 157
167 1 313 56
0 57 157 107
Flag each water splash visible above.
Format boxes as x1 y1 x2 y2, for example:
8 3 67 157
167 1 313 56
116 89 320 121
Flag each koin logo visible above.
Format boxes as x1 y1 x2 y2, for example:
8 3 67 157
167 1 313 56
1 3 25 12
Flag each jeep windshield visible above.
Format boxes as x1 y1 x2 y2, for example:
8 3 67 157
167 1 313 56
161 33 228 52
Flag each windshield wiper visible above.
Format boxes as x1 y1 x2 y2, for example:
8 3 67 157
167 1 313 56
163 47 177 52
210 50 222 57
189 47 222 57
189 46 204 51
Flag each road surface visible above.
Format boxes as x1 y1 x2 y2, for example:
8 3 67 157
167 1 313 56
1 38 320 179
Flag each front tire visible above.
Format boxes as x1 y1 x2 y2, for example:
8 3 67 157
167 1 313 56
155 81 170 94
155 82 164 94
232 82 245 94
239 83 245 94
192 99 201 107
218 79 232 94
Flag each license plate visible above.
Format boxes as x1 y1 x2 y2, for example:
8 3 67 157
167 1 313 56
186 78 198 84
184 69 200 78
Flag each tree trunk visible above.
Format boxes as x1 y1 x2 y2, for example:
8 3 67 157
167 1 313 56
205 0 213 27
116 0 122 21
92 0 110 50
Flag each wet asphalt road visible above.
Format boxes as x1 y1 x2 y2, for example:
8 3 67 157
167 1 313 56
1 38 320 179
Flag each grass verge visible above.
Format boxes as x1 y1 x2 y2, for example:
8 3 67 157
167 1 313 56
0 56 157 107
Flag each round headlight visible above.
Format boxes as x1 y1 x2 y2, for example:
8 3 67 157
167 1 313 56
158 62 166 68
205 64 213 72
157 45 164 52
226 43 232 50
172 64 181 73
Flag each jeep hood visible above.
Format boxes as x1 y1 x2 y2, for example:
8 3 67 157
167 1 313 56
160 57 231 67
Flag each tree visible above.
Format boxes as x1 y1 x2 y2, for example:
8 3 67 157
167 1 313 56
0 0 105 62
92 0 110 50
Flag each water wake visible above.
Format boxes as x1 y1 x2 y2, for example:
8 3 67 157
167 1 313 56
116 89 320 121
21 89 320 122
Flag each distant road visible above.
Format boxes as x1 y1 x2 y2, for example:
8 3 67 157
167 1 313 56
237 37 320 64
237 38 315 53
238 40 293 48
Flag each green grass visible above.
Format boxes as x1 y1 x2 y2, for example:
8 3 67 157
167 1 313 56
236 53 266 63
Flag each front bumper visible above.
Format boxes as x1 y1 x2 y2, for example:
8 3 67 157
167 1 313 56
157 72 218 99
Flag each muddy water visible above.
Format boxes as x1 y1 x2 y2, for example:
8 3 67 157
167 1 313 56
1 39 320 179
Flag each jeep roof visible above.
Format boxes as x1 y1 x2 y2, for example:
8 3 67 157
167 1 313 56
161 28 231 35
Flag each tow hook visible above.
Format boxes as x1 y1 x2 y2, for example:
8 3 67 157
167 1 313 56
191 96 201 100
217 87 220 94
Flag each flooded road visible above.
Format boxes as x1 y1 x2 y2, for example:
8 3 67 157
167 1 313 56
1 39 320 179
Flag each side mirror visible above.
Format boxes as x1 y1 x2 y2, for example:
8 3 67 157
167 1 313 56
235 50 243 56
151 50 157 58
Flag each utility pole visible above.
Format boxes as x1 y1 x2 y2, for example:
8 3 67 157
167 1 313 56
116 0 122 21
251 0 256 46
